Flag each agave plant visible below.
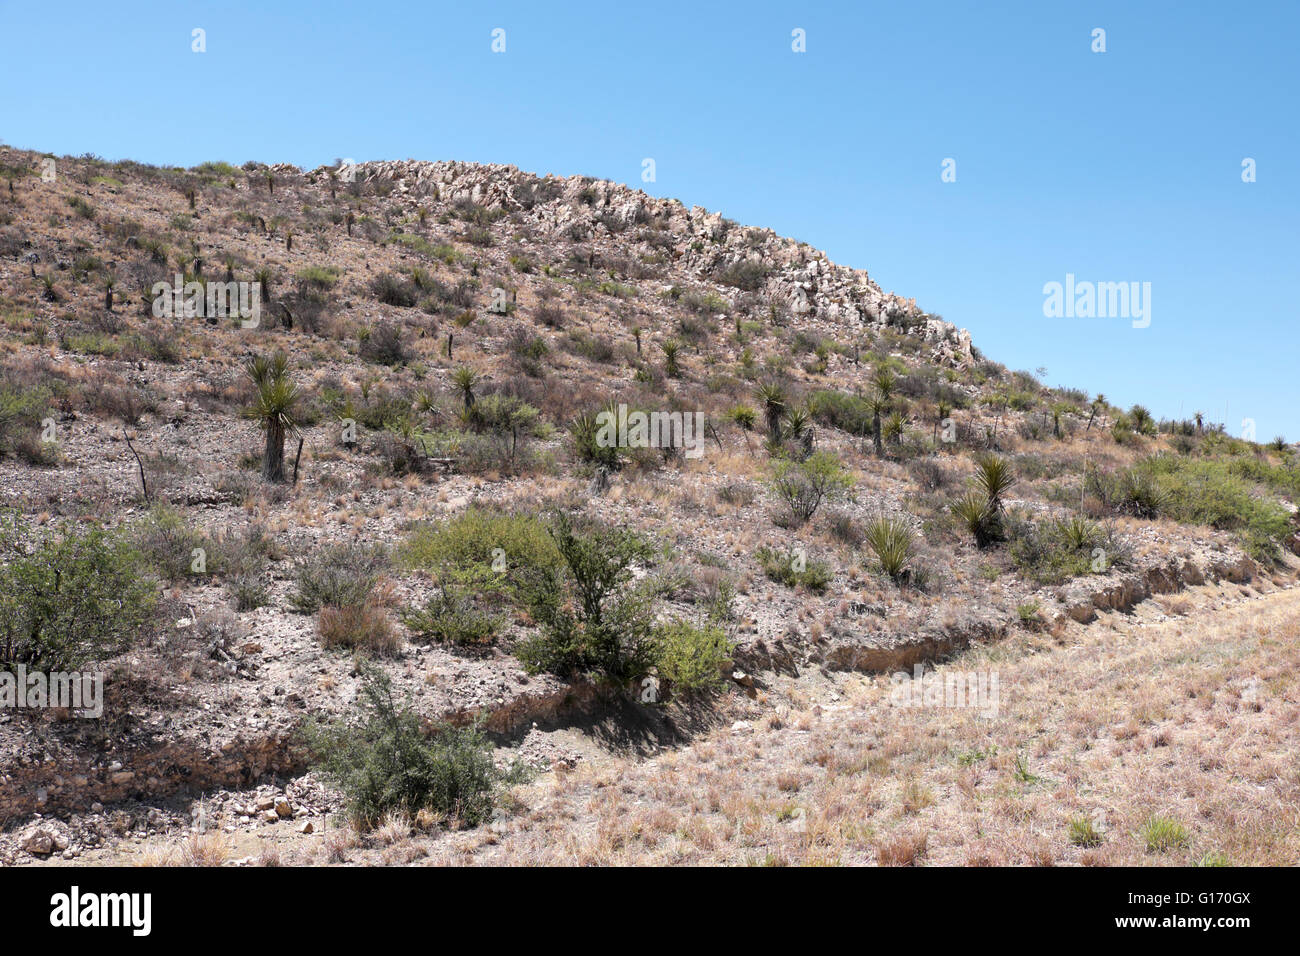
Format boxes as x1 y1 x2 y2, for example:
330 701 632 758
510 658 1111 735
244 351 302 483
865 515 915 582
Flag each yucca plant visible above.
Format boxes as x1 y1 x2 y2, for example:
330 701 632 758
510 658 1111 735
755 381 787 443
451 366 479 411
934 398 952 444
950 491 994 546
974 454 1016 510
869 368 896 456
884 410 906 445
864 515 915 582
1055 514 1100 551
661 338 681 378
784 404 811 441
951 454 1016 547
244 351 302 483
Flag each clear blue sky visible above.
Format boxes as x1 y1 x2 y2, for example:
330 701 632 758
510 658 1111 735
3 1 1296 439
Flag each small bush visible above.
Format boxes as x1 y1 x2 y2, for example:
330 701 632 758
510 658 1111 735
317 595 399 657
304 665 523 829
0 516 158 670
653 620 733 697
756 545 832 592
403 586 502 647
769 450 854 526
358 321 407 366
371 272 419 307
514 513 665 681
290 542 388 614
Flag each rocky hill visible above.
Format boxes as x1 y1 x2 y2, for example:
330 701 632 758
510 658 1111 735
0 145 1296 865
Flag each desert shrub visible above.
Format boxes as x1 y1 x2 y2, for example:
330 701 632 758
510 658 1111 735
713 259 768 291
506 328 549 375
461 394 543 468
807 389 872 437
653 620 733 697
513 513 665 681
133 504 216 580
289 542 389 614
717 482 757 506
304 665 522 829
371 272 419 307
769 450 854 526
403 586 502 647
0 516 157 670
399 507 560 601
0 384 52 460
755 545 832 592
358 321 407 365
317 594 399 657
1095 457 1291 559
1007 512 1105 584
535 303 566 328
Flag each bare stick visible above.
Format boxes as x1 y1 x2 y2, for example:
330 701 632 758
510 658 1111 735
123 430 150 502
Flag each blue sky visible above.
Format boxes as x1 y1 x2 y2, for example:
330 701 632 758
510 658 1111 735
3 1 1296 439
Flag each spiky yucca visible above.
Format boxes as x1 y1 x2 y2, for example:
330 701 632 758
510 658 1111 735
244 351 301 483
864 515 915 581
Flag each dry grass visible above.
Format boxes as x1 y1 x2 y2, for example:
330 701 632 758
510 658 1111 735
409 581 1300 866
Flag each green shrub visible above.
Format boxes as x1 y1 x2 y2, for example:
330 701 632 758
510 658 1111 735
304 665 522 829
770 450 854 526
653 620 733 697
756 545 832 592
403 585 502 646
0 516 158 670
399 508 559 599
513 513 665 681
290 542 388 614
133 504 216 580
1007 513 1113 584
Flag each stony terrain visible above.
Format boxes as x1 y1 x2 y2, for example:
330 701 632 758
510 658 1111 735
0 145 1296 865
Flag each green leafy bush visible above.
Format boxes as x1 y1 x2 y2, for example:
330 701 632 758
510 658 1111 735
755 545 832 592
304 665 522 829
513 513 664 681
0 516 158 670
769 450 854 526
653 620 733 697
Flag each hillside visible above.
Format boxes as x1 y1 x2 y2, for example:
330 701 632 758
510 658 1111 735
0 145 1297 865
